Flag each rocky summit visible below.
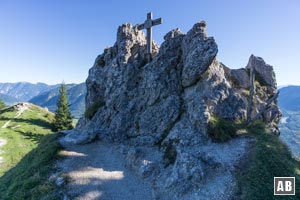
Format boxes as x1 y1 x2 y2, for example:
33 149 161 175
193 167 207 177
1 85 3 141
61 21 281 199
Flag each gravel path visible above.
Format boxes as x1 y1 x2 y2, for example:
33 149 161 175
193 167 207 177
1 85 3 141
59 141 153 200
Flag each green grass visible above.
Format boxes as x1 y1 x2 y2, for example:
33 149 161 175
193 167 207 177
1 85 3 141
241 89 250 97
207 116 243 142
0 104 62 199
0 105 55 175
208 117 300 199
236 121 300 199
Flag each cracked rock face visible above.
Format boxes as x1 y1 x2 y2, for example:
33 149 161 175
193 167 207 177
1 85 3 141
246 54 277 89
63 21 281 199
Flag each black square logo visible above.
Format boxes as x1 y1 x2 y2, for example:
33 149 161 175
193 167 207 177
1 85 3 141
274 177 295 195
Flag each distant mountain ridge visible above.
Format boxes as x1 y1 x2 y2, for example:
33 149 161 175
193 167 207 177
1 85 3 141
0 82 58 102
0 93 19 105
29 83 86 118
0 82 86 118
278 85 300 111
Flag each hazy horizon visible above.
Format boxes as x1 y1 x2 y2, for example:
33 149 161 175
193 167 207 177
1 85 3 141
0 82 299 88
0 81 84 85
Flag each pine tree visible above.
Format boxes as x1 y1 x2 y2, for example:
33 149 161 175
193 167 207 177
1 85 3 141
0 99 6 110
54 83 73 131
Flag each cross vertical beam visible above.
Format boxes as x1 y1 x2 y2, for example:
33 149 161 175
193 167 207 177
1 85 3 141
146 12 153 63
137 12 162 62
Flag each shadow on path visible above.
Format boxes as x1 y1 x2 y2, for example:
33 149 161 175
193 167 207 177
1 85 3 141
59 141 153 200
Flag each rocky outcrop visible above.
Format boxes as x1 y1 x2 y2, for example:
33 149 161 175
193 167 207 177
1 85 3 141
246 55 281 131
246 54 277 88
61 21 281 199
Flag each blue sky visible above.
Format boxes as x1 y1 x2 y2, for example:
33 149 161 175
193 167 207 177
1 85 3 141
0 0 299 86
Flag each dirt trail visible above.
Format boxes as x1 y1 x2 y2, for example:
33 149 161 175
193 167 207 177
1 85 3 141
1 102 30 129
1 121 11 129
0 103 30 164
0 138 7 164
59 141 153 200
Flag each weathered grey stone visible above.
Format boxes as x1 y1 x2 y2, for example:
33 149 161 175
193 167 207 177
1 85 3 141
60 129 96 145
246 54 277 88
61 21 281 199
55 177 65 187
164 151 204 194
231 68 250 88
138 160 157 178
243 55 281 132
181 22 218 87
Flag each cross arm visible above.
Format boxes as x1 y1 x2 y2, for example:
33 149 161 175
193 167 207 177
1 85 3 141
137 24 145 30
152 18 162 26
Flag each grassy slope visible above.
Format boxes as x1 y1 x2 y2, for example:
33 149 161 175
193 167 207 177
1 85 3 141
208 117 300 199
0 105 62 199
237 121 300 200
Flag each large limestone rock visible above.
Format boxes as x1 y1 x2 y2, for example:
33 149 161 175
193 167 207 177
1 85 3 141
246 54 277 89
61 21 281 199
245 54 281 131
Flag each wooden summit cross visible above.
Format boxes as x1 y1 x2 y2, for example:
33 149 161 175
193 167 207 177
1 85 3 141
137 12 162 62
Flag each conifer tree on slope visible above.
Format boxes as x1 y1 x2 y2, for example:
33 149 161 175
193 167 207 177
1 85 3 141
54 83 73 131
0 99 6 110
